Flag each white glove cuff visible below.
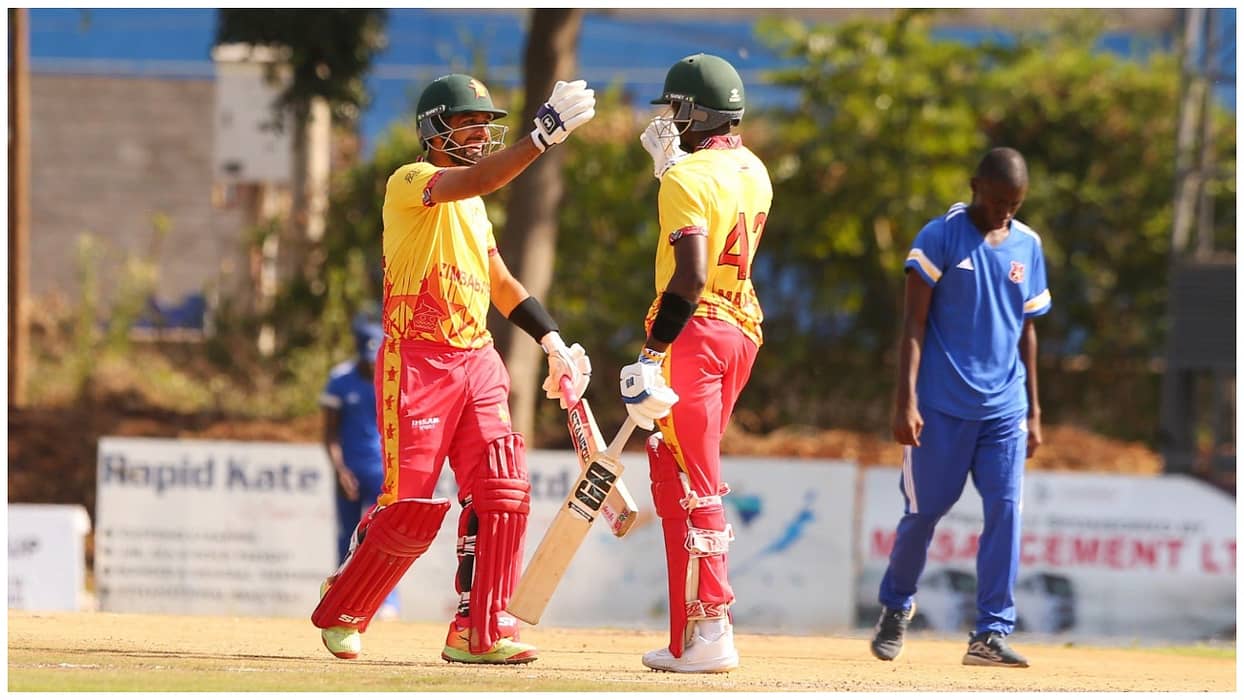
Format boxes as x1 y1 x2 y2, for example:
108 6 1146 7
530 129 549 153
539 331 567 355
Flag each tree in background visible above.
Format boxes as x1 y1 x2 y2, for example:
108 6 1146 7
494 8 586 438
754 11 989 428
214 9 388 359
752 10 1235 437
318 9 1234 446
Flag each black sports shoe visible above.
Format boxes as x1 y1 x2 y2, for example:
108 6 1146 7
962 631 1029 668
870 605 915 661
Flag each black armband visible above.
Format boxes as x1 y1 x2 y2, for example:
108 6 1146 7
507 296 559 342
650 292 697 344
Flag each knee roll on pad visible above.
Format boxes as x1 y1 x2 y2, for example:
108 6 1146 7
468 433 531 654
312 497 450 632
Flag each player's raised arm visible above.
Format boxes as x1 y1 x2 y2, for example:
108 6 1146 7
421 77 596 204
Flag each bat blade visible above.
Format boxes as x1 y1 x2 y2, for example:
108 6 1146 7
509 448 626 624
510 389 638 625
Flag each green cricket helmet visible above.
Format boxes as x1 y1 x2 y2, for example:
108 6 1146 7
651 53 745 132
416 74 509 165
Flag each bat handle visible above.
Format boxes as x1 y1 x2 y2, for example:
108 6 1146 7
606 417 637 458
558 374 580 407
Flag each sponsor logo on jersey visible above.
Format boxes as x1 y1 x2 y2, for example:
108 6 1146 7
412 417 440 431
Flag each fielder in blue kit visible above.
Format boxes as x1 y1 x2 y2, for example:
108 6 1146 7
871 148 1050 668
320 314 399 619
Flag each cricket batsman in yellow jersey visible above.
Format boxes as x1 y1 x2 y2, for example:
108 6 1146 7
623 53 772 673
312 73 597 666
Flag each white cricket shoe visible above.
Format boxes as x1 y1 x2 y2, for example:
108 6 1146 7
642 620 739 673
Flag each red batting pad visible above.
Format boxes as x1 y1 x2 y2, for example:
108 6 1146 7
469 433 530 654
311 497 450 632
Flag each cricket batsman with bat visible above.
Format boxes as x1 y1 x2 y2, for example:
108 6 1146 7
311 73 595 665
622 53 772 673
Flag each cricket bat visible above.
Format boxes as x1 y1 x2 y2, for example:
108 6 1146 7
509 379 639 625
566 381 639 538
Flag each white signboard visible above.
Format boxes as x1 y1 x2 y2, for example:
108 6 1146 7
94 437 857 632
95 438 336 617
9 504 92 611
395 451 858 634
857 469 1236 640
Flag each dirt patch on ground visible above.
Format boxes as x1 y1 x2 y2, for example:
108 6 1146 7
8 611 1234 692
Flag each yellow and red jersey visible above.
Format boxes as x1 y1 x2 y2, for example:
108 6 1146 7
381 161 496 349
645 136 772 346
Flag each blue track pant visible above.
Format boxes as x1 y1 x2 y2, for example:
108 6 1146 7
878 405 1027 635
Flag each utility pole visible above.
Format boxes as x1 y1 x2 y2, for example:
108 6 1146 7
8 8 31 407
1168 7 1205 258
1194 8 1218 258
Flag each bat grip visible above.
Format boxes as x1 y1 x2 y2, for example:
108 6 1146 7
558 374 579 407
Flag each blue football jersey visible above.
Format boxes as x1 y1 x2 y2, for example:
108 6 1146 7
319 360 384 477
904 203 1052 420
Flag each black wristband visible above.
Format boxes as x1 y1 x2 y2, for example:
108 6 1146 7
507 296 559 342
650 292 696 344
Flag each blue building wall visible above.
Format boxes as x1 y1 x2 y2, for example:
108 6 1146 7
28 8 1236 157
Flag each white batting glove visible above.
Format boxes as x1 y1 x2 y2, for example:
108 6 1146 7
619 349 679 431
541 331 591 409
530 79 597 152
640 118 686 178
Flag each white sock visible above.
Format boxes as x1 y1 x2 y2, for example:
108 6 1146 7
696 618 727 641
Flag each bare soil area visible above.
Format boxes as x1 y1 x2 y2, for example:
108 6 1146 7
8 611 1234 692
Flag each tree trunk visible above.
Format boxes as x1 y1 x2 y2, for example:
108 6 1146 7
8 8 30 407
496 9 584 439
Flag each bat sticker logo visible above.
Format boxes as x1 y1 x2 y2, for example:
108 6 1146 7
573 463 616 512
568 407 593 466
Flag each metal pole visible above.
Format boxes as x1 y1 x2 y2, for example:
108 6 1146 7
1169 7 1206 258
1194 8 1218 258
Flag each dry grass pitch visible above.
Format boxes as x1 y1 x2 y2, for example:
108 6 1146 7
8 611 1235 692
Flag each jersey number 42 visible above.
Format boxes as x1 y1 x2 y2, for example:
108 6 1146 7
717 212 768 280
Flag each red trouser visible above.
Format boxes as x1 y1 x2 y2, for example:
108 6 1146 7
374 339 513 504
373 338 529 653
650 316 758 655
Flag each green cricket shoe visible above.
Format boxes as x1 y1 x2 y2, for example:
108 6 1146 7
317 577 361 660
441 621 538 664
322 626 362 660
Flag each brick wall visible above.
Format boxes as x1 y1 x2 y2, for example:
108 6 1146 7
29 74 249 308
